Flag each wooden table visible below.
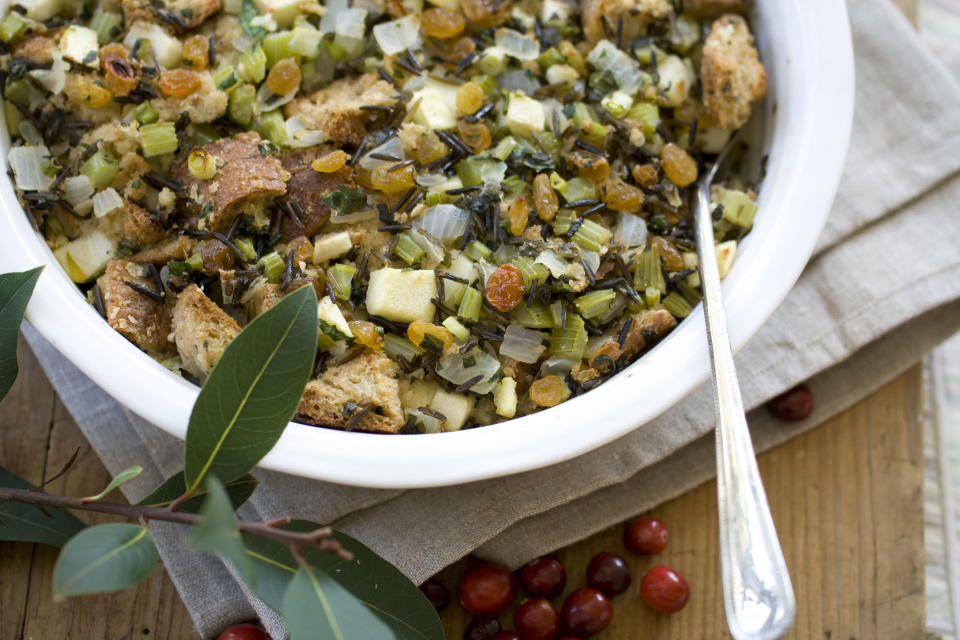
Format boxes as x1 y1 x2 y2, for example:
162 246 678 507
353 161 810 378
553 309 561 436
0 1 926 637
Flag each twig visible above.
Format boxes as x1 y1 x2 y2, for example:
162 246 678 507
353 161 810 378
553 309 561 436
0 486 351 559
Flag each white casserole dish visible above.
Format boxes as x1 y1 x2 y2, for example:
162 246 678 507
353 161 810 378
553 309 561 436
0 0 855 488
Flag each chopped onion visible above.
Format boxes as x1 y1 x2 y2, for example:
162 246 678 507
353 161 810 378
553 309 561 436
587 39 644 94
328 208 377 224
334 8 368 58
411 229 445 263
358 137 405 170
414 204 469 244
614 212 648 247
415 173 448 188
535 250 567 278
539 357 577 377
18 120 43 146
474 259 497 285
92 187 124 218
542 98 569 135
436 348 500 394
479 161 508 189
8 145 53 191
63 175 94 205
373 15 421 56
498 69 541 95
29 50 68 95
320 0 347 33
594 294 625 324
580 250 600 275
289 25 322 57
494 28 539 61
256 83 298 111
284 115 328 148
499 324 546 364
231 30 256 52
407 408 445 433
73 199 94 217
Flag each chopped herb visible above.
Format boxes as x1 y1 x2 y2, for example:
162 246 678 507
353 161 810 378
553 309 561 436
240 0 267 37
323 186 367 218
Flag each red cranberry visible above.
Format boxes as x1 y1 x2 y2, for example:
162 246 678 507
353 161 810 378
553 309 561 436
640 565 690 614
463 616 502 640
767 383 814 421
419 578 450 611
491 634 522 640
216 624 269 640
585 552 631 596
624 516 669 555
514 597 560 640
559 588 613 636
519 556 567 599
458 564 518 616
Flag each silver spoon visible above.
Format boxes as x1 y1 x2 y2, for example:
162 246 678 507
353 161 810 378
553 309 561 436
693 134 796 640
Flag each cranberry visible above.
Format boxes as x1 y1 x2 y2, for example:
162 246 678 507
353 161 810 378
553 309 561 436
519 556 567 599
767 383 814 421
585 552 631 596
514 597 560 640
216 624 269 640
458 564 518 616
624 516 669 555
419 578 450 611
559 588 613 636
492 634 522 640
463 616 502 640
640 565 690 614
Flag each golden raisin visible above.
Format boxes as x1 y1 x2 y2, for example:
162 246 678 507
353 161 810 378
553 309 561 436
407 321 454 351
506 196 529 236
287 236 314 264
532 173 559 221
462 0 511 29
456 120 491 154
485 263 525 312
456 81 484 116
266 57 302 96
601 181 643 213
529 375 569 408
350 320 384 349
422 7 465 39
565 150 610 184
100 43 140 97
408 131 448 164
64 75 112 108
181 34 210 70
370 164 416 194
158 68 201 98
312 150 349 173
444 36 476 64
201 239 235 275
632 163 659 187
651 235 685 271
660 142 698 187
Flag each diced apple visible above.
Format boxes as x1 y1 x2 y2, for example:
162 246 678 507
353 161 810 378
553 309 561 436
123 21 183 69
493 376 517 418
681 240 738 287
54 230 116 283
365 268 437 322
59 25 100 68
409 80 459 131
441 253 476 307
400 379 439 409
506 93 545 138
317 296 352 337
312 231 353 264
657 54 696 107
253 0 302 28
429 389 473 431
18 0 61 21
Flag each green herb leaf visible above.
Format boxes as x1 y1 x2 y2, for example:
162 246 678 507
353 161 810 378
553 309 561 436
52 523 157 600
243 520 443 639
137 472 258 513
322 186 366 218
0 266 43 402
282 564 394 640
317 318 349 343
81 465 143 502
239 0 267 37
187 477 255 585
183 285 317 496
0 466 85 547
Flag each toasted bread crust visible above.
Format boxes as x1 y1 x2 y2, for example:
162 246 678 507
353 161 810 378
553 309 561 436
171 284 240 378
701 13 767 130
580 0 671 45
284 74 398 147
97 260 174 356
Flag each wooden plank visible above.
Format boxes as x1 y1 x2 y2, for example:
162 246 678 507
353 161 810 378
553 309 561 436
436 366 925 639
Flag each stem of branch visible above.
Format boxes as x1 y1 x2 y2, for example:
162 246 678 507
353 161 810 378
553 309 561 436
0 486 351 559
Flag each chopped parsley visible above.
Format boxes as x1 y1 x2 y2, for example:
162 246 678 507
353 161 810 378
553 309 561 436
240 0 267 38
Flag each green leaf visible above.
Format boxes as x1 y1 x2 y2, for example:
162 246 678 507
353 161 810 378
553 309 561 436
81 465 143 502
52 523 157 600
0 266 43 402
243 520 443 640
282 564 394 640
183 285 317 496
322 186 366 218
240 0 267 37
0 466 85 547
137 472 258 513
187 477 255 586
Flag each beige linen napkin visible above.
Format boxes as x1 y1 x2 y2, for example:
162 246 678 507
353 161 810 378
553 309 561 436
21 0 960 636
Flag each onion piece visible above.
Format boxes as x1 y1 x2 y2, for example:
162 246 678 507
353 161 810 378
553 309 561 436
373 15 421 56
580 250 600 275
414 204 469 244
284 115 328 148
479 161 508 189
334 8 368 58
63 175 94 205
586 39 644 94
614 212 648 247
499 324 546 364
256 83 299 111
436 348 500 394
535 250 567 278
498 69 541 95
320 0 347 33
9 145 53 191
494 28 539 61
358 137 405 170
539 357 577 377
18 120 43 146
410 229 446 264
28 50 68 95
92 187 124 218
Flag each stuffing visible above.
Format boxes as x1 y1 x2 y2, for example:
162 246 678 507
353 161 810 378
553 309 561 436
580 0 671 44
130 236 196 265
171 284 241 378
122 0 222 31
97 259 174 356
284 74 399 147
279 147 359 240
11 29 62 65
701 13 767 130
153 71 228 123
121 199 167 246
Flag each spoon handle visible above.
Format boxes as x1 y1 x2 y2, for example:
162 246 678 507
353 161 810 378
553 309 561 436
694 187 796 640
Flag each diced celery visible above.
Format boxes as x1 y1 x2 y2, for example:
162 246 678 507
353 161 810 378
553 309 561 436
572 219 612 251
186 252 204 272
213 65 237 91
464 240 492 262
548 313 587 360
574 289 615 319
662 292 693 318
328 263 356 300
633 248 665 293
549 171 566 192
489 136 518 162
557 176 596 203
718 188 759 228
228 83 256 126
552 208 575 235
237 44 267 83
88 8 122 44
644 286 661 306
634 43 668 66
537 46 565 70
503 175 527 195
262 31 295 68
234 238 257 260
256 110 286 147
383 333 424 362
492 243 518 266
512 255 550 287
258 251 285 282
627 102 660 139
442 316 471 342
512 301 553 328
0 13 27 43
133 101 158 124
548 300 564 327
139 122 178 157
532 130 561 159
456 157 497 188
4 79 30 106
80 150 119 189
394 233 425 265
676 280 701 306
458 287 482 322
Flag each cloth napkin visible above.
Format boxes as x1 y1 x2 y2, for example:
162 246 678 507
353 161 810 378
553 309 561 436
21 0 960 636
